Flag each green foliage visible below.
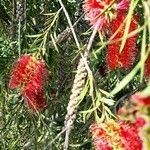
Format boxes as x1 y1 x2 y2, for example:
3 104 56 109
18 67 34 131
0 0 149 150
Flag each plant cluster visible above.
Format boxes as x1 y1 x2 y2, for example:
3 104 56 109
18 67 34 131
0 0 150 150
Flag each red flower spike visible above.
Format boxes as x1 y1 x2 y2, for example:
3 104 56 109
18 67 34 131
9 55 48 112
120 16 138 69
131 92 150 106
9 55 32 89
90 119 144 150
83 0 130 31
106 14 138 70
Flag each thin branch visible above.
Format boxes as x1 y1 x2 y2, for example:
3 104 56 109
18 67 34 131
58 0 80 50
43 126 69 150
49 13 85 49
21 139 32 150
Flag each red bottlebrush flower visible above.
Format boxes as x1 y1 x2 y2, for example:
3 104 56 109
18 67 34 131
144 53 150 78
9 55 48 111
131 92 150 106
9 55 32 89
90 119 144 150
83 0 130 31
90 121 124 150
106 14 138 70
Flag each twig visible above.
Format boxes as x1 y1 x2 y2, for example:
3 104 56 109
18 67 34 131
49 13 85 49
58 0 80 50
21 139 32 150
44 127 68 150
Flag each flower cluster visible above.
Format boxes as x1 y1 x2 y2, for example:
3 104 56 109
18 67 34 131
90 119 145 150
83 0 139 70
9 55 48 111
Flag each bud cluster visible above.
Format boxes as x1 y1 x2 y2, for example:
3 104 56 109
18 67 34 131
16 1 24 22
64 57 87 127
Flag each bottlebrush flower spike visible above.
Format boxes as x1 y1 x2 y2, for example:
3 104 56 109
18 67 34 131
90 121 124 150
106 14 138 70
90 119 144 150
9 55 48 111
131 92 150 106
83 0 130 31
9 55 32 89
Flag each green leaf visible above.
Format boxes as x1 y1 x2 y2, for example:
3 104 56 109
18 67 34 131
140 23 147 83
79 105 99 114
50 34 59 53
119 0 139 53
110 62 140 95
100 97 115 106
103 105 116 118
26 34 43 38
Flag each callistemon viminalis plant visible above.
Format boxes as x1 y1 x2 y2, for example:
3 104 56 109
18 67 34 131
106 14 138 70
83 0 129 31
90 118 145 150
9 55 48 111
